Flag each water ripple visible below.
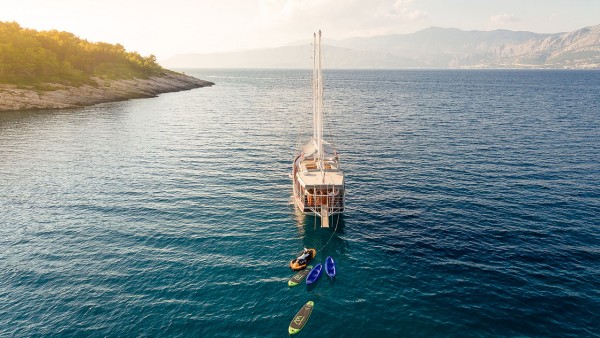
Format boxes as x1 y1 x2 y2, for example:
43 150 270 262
1 70 599 337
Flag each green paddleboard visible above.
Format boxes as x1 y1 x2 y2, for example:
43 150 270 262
288 301 314 335
288 265 313 287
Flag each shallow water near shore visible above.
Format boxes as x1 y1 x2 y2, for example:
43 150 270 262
1 69 599 337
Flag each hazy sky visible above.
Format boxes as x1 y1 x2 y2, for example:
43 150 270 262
2 0 599 60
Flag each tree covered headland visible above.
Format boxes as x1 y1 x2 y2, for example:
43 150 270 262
0 21 164 86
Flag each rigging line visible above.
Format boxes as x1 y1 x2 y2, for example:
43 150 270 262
321 41 333 145
323 64 334 147
318 212 340 253
294 44 315 154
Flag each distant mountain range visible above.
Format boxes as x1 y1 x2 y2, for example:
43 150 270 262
164 24 600 69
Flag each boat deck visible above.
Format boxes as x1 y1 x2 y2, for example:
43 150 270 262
296 167 344 187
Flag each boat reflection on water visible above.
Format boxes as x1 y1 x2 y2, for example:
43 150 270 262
292 209 348 258
294 207 346 232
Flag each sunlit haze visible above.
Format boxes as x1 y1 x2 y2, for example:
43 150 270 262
2 0 599 61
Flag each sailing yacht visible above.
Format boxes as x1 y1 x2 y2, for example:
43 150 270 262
292 31 345 227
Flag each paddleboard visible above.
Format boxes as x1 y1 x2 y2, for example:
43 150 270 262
325 256 336 279
288 301 314 335
288 265 312 287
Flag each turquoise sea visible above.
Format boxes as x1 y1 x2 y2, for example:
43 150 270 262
1 69 599 337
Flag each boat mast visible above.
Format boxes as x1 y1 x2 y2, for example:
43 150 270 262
312 32 317 141
316 30 324 181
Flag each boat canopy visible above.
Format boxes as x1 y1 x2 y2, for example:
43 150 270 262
301 138 337 159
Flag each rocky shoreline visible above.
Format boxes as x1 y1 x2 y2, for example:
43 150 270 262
0 70 213 111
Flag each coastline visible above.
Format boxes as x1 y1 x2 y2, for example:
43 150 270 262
0 70 214 111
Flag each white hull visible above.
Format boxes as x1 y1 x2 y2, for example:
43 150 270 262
292 152 345 218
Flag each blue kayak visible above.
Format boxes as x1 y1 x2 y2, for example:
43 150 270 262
306 263 323 285
325 256 336 279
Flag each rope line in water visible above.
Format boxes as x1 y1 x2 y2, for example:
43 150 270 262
317 213 340 253
289 212 340 258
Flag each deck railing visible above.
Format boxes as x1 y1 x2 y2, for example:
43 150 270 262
300 192 344 213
